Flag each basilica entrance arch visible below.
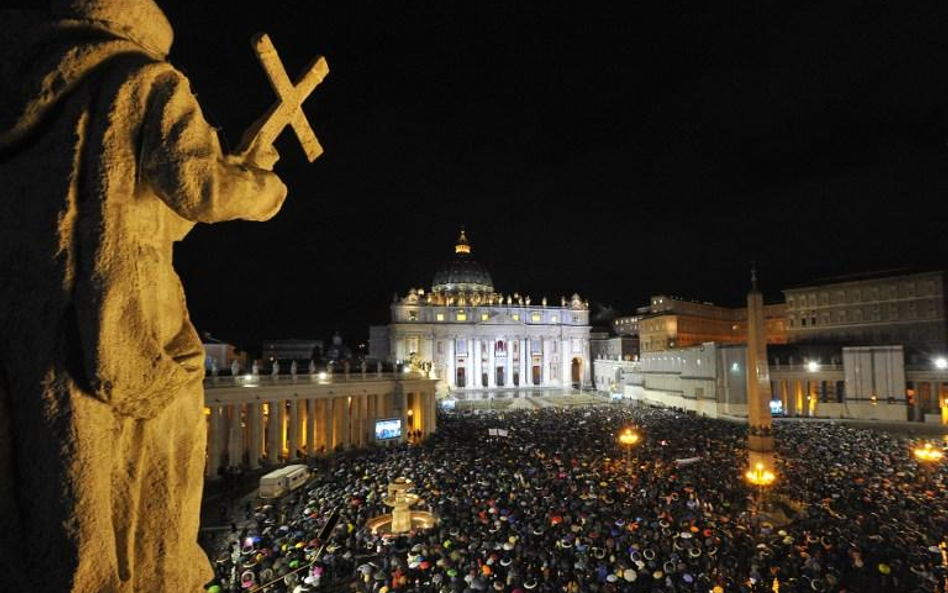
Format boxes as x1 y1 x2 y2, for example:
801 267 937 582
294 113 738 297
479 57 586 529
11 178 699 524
571 357 583 387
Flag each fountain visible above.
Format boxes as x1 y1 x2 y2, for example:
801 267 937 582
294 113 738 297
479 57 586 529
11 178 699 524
366 477 438 534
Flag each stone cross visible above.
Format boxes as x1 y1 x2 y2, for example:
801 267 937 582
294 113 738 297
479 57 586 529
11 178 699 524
239 33 329 162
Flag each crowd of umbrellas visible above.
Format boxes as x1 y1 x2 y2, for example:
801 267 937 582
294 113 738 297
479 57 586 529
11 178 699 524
206 404 948 593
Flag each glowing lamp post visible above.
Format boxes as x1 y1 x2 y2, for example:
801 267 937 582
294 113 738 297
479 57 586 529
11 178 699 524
745 462 775 530
618 428 640 467
913 442 944 463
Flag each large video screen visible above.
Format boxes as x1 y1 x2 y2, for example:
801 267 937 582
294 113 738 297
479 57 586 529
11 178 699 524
375 418 402 441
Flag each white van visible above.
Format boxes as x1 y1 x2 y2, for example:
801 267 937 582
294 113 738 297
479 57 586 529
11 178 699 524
259 464 310 498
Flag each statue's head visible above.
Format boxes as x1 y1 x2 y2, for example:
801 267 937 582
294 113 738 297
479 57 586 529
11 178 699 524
50 0 173 59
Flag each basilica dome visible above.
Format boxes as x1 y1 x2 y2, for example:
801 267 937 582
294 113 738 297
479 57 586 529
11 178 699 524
431 228 494 294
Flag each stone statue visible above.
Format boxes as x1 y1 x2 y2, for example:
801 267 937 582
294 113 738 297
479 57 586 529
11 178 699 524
309 359 317 375
231 359 240 377
361 360 367 376
290 360 298 376
272 360 280 376
252 360 260 376
210 358 218 377
0 2 304 590
377 360 383 376
344 360 351 376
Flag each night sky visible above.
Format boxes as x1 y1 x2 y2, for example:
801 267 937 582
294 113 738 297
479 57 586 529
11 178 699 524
35 2 948 351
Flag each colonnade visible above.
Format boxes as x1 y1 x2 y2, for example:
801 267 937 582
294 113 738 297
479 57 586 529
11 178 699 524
205 388 438 477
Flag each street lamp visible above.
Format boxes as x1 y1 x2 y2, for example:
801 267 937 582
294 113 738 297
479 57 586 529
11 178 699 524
618 428 640 468
935 357 948 370
745 462 776 531
913 442 944 463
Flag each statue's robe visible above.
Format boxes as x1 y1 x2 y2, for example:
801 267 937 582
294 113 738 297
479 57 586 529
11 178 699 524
0 8 286 592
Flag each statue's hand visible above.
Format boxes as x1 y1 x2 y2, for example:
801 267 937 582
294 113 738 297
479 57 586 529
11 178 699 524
244 138 280 171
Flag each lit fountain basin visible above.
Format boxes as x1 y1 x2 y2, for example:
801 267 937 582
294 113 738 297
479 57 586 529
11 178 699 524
367 477 438 535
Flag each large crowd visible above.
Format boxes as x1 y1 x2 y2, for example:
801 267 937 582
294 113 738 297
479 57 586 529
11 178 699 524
205 404 948 593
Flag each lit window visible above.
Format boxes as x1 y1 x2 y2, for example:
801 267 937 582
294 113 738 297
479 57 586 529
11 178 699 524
481 313 489 321
512 314 520 321
457 310 467 321
436 313 445 321
532 312 541 322
408 310 418 321
551 316 558 323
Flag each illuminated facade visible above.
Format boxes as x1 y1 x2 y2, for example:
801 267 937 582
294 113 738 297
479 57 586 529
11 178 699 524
369 229 592 391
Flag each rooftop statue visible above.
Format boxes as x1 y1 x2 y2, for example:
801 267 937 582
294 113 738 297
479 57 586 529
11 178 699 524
0 0 326 590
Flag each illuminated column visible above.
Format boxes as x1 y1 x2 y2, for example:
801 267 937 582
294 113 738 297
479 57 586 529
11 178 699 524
354 395 365 447
472 338 480 388
266 400 280 463
445 338 455 388
340 397 351 449
322 398 334 453
488 340 496 387
562 339 571 386
288 399 301 460
277 400 288 461
247 402 262 469
365 393 377 442
426 391 437 434
305 398 316 456
541 339 550 385
520 338 527 387
227 405 242 468
207 406 222 477
505 338 513 387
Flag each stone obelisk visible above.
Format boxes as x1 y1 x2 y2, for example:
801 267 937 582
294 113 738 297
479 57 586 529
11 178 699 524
746 266 775 473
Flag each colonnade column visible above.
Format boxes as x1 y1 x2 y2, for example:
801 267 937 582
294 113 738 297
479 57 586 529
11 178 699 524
305 399 315 456
227 405 242 468
207 405 221 477
323 398 334 452
354 395 365 447
266 400 280 463
288 399 300 460
247 401 262 469
340 397 351 449
427 391 437 434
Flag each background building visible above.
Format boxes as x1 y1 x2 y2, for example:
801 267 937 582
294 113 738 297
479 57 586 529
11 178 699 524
638 295 788 352
783 270 947 351
370 229 592 392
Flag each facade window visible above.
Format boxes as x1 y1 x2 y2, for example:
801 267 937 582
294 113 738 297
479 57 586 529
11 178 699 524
406 336 419 354
456 309 467 321
512 314 520 321
495 340 506 354
436 312 445 322
408 310 418 321
481 313 489 321
531 312 541 322
532 340 541 353
456 339 466 355
437 341 444 354
551 315 558 323
801 318 807 327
